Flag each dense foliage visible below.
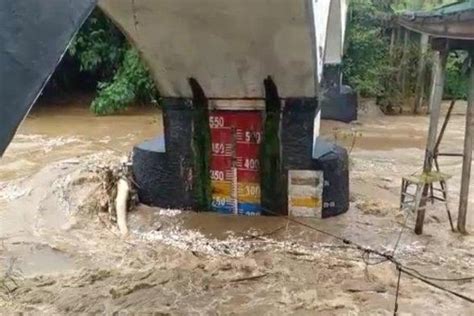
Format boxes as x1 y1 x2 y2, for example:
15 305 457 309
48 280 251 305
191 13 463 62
445 51 470 100
68 10 124 79
343 0 469 103
65 9 157 115
342 0 392 97
90 49 158 115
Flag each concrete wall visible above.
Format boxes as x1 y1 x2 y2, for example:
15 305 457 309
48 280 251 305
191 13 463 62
313 0 331 82
325 0 348 65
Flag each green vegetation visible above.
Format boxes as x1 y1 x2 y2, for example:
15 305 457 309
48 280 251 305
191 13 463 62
261 78 283 214
56 9 157 115
90 49 158 115
445 51 470 100
68 10 124 79
342 0 392 97
189 79 212 211
343 0 469 105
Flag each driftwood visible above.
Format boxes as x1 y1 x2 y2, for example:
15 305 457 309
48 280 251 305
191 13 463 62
229 273 268 283
97 155 138 236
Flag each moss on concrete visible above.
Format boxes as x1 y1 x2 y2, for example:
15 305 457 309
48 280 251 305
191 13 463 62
189 79 212 211
261 77 284 214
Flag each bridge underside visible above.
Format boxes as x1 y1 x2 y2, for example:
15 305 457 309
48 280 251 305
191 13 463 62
0 0 350 217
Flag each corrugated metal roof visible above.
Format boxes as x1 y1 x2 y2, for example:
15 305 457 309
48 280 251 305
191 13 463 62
398 1 474 40
431 0 474 15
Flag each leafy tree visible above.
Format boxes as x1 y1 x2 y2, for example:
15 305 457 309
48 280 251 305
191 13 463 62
445 51 469 100
67 9 157 115
343 0 393 97
91 49 157 115
68 9 125 79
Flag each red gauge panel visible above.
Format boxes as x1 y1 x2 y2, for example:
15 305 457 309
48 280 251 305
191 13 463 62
209 110 262 215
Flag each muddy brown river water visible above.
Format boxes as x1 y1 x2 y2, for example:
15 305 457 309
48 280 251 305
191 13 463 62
0 97 472 314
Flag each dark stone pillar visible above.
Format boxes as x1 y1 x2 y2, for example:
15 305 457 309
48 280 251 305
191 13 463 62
280 98 349 217
133 99 195 209
321 64 358 123
280 98 318 214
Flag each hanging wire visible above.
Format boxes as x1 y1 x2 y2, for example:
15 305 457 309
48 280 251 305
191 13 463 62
261 207 474 304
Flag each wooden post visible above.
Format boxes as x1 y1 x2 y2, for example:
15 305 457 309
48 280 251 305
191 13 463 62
414 34 430 113
427 46 446 114
397 26 402 44
458 51 474 234
390 27 396 59
400 29 410 98
415 48 448 235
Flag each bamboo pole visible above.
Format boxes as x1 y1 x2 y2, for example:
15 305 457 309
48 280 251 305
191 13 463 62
434 100 456 155
458 51 474 234
415 48 448 235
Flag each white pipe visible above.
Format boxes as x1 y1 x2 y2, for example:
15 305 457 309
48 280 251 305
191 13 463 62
115 178 130 236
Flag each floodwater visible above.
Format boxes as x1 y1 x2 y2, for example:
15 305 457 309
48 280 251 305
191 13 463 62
0 96 473 314
0 94 163 181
